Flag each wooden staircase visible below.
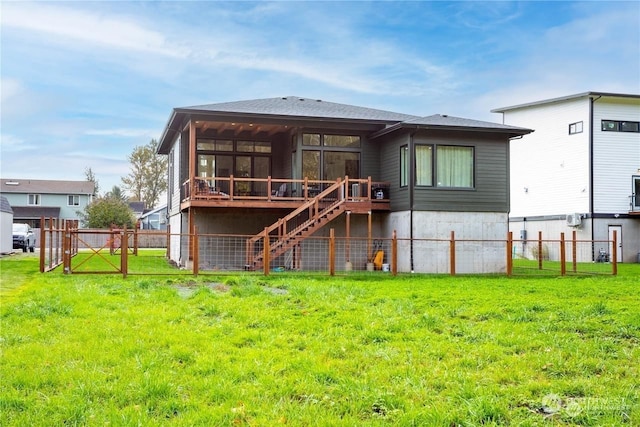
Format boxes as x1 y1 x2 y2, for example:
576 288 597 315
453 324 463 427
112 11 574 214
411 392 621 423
247 179 347 270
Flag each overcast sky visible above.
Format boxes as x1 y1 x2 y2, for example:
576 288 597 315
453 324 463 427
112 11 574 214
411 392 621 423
1 1 639 201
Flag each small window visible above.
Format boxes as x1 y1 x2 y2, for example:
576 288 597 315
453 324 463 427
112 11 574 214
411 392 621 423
237 141 254 152
302 133 321 146
28 194 41 205
620 121 640 133
324 135 361 148
400 145 409 187
602 120 640 132
569 121 583 135
68 195 80 206
602 120 618 131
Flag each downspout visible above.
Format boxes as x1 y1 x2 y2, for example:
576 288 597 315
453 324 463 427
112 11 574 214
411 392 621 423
409 130 416 272
589 96 601 246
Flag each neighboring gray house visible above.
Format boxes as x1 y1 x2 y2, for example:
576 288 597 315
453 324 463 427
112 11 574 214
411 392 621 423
1 196 13 254
157 96 532 273
0 179 95 228
139 205 168 230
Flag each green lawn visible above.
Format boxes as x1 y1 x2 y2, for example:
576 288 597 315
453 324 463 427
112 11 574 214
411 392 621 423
1 254 638 425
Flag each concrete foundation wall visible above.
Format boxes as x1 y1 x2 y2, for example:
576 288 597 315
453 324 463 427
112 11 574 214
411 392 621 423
384 211 508 274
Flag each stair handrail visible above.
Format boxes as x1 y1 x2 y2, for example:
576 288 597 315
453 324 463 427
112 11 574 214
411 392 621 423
247 178 345 246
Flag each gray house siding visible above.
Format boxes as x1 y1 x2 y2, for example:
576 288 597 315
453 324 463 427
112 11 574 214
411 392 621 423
374 130 510 213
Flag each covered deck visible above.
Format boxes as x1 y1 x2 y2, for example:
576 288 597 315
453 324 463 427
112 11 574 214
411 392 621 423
181 176 390 213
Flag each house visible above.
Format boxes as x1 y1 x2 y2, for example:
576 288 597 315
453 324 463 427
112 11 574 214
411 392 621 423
492 92 640 263
157 96 531 273
0 179 95 228
128 201 146 220
0 196 13 254
139 205 168 230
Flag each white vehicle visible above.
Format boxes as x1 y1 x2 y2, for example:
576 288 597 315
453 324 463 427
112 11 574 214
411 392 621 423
12 223 36 252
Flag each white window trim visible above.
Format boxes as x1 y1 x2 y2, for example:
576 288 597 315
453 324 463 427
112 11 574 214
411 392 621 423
28 194 41 206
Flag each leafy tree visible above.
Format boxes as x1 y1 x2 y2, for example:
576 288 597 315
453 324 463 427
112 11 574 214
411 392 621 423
80 197 136 229
121 139 167 209
84 167 100 196
105 185 128 202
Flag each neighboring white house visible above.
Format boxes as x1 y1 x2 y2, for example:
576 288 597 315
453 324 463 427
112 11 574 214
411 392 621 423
0 179 95 228
0 196 13 254
492 92 640 263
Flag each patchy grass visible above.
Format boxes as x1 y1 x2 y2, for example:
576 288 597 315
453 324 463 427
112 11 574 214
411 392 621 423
1 255 639 425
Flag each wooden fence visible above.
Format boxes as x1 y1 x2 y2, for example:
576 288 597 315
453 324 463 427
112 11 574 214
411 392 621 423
39 218 618 277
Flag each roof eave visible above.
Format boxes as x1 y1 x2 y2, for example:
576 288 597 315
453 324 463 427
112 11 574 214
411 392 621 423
491 91 640 113
370 123 533 139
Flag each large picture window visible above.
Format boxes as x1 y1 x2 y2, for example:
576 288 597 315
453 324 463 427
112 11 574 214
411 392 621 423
413 145 474 188
436 146 474 188
301 133 361 181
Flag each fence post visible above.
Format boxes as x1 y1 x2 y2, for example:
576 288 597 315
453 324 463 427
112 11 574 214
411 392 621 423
192 227 199 276
449 231 456 276
133 226 138 256
329 228 335 276
612 230 617 276
391 230 397 276
263 227 270 276
52 217 58 270
63 221 71 274
560 232 566 276
572 230 577 273
538 231 543 270
39 216 46 273
506 231 513 276
121 227 128 278
166 224 171 259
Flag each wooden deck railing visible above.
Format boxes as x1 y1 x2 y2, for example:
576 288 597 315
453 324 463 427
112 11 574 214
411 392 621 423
181 175 389 204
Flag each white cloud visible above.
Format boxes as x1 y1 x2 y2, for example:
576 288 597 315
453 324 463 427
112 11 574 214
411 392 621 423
0 2 186 58
0 134 36 152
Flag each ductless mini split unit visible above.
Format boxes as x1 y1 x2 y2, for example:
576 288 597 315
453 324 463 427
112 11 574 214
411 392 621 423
566 213 582 227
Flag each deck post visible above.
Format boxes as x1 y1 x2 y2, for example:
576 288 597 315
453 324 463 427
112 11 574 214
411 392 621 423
263 227 270 276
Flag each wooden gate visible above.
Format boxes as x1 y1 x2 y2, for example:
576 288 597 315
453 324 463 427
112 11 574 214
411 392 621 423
65 228 128 276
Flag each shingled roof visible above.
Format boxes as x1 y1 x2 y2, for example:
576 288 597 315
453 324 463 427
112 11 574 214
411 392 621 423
1 179 95 195
370 114 533 138
180 96 419 122
158 96 532 153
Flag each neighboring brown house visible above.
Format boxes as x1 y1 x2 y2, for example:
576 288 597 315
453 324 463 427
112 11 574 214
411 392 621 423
157 96 531 273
